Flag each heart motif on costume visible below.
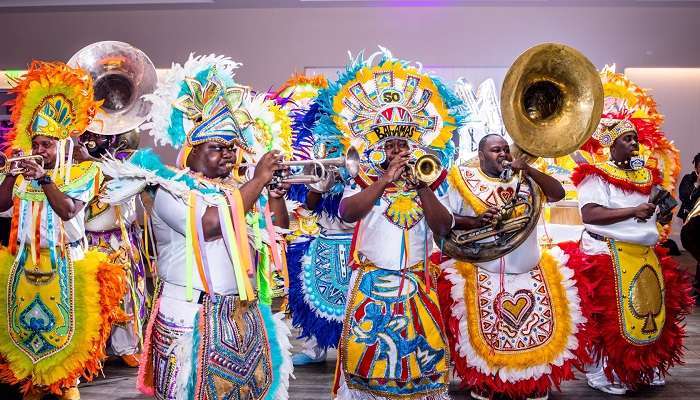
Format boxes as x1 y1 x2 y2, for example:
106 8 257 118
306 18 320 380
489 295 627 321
496 187 515 204
496 289 535 329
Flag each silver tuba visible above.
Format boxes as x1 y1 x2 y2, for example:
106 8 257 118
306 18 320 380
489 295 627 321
68 41 157 141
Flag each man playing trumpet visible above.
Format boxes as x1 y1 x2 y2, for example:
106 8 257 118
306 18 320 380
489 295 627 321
321 48 459 400
437 134 591 400
75 129 150 368
0 62 126 400
100 54 295 400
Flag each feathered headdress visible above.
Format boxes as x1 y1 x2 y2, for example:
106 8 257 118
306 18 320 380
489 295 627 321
3 61 101 180
315 47 461 187
271 73 327 111
142 53 291 169
580 65 680 192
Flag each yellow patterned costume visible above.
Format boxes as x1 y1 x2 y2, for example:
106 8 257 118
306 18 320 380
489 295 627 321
0 63 126 396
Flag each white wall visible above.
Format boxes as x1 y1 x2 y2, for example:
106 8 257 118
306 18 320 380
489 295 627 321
1 5 699 90
1 5 698 165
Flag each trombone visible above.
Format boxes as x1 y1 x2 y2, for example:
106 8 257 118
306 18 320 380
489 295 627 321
0 154 44 175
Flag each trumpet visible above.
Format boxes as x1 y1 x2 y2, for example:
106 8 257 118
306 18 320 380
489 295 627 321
243 147 360 193
0 153 44 175
402 154 442 185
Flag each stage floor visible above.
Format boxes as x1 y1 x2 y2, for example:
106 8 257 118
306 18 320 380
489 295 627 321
5 253 699 400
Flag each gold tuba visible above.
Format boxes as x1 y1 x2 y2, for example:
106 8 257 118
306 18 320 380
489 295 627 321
68 41 157 148
440 43 603 262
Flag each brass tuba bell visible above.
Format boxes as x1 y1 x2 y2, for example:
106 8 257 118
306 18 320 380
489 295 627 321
440 43 603 262
68 41 157 136
501 43 603 158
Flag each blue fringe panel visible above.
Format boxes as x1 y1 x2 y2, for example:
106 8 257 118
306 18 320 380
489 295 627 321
287 237 347 351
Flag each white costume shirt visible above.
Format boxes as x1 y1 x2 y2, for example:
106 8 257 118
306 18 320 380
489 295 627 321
1 178 95 260
577 174 659 256
442 166 540 274
151 188 240 295
341 183 448 271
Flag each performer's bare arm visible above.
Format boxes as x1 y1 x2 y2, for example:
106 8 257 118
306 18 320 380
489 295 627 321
305 190 322 211
509 157 565 203
416 185 453 237
581 202 655 225
339 151 410 223
20 159 85 221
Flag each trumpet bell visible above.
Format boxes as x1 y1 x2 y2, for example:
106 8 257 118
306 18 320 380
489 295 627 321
413 154 441 185
501 43 603 158
68 41 157 135
344 146 360 178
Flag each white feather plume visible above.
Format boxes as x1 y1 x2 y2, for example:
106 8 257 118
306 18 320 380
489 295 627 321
141 53 242 148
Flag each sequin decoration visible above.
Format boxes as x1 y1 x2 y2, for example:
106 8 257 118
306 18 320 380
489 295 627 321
302 233 353 322
194 296 273 400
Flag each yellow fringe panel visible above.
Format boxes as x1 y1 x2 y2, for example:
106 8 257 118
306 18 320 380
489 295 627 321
455 251 573 370
0 248 126 394
447 166 488 215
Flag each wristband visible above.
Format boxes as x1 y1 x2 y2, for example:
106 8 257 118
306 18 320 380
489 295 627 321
36 175 52 185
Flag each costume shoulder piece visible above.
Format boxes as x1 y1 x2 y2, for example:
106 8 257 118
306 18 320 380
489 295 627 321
14 161 102 202
315 47 462 188
99 148 220 204
571 162 661 195
448 164 529 214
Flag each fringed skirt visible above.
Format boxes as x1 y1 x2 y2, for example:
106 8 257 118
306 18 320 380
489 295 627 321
288 232 353 350
0 247 126 395
334 264 450 400
559 240 693 388
138 284 293 400
86 223 148 354
437 247 590 398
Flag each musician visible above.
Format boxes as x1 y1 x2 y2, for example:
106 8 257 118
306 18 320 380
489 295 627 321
678 154 700 223
0 62 126 400
321 50 458 400
73 128 150 368
437 133 589 400
285 102 358 366
561 116 693 394
105 55 294 400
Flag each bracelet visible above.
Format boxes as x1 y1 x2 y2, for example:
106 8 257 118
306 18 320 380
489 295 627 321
36 175 52 185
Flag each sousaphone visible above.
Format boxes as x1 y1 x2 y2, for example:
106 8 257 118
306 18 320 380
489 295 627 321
68 41 157 152
440 43 603 262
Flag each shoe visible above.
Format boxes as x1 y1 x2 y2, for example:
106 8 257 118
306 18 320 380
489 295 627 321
526 391 549 400
292 352 326 366
59 387 80 400
120 353 141 367
587 371 627 395
650 369 666 386
22 391 44 400
470 389 490 400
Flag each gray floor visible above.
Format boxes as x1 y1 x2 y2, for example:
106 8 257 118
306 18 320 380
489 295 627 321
79 312 700 399
11 252 700 399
